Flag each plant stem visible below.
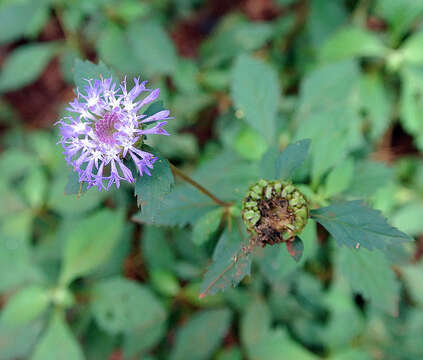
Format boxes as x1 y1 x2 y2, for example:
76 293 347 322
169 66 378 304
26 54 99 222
169 163 232 208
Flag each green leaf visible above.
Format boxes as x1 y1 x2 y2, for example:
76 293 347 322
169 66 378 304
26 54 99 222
311 200 413 251
73 59 114 90
323 158 354 198
233 126 268 161
275 139 311 180
192 208 223 245
128 20 177 76
97 24 140 74
359 72 392 141
320 26 387 62
64 171 87 196
241 299 317 360
286 236 304 263
170 309 232 360
231 54 280 141
401 262 423 306
345 160 394 198
337 247 400 315
200 227 251 298
1 286 49 327
295 60 362 181
399 65 423 151
91 277 166 334
135 146 174 211
60 209 124 285
392 202 423 236
142 226 176 271
21 166 47 208
0 1 47 44
0 43 58 93
31 312 84 360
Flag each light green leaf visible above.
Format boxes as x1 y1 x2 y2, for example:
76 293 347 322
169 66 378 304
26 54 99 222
359 72 392 141
1 286 49 327
231 54 280 141
31 312 84 360
311 200 413 251
295 60 362 181
392 202 423 236
233 126 268 161
401 30 423 65
128 20 177 76
275 139 311 180
320 26 386 62
200 227 251 298
91 277 166 335
135 146 174 211
192 208 223 245
323 158 354 198
73 59 115 90
401 262 423 306
60 209 124 285
337 247 400 315
399 65 423 151
0 43 58 92
21 166 47 208
171 309 232 360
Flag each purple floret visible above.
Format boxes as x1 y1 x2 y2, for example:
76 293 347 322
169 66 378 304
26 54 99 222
57 76 171 191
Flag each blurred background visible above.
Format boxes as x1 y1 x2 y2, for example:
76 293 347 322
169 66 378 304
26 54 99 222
1 0 423 359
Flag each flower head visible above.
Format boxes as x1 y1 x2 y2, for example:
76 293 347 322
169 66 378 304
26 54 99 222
242 180 309 247
57 77 171 191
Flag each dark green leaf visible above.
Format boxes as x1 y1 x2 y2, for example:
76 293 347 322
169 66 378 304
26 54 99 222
64 171 87 196
200 227 251 298
275 139 311 180
91 277 166 335
135 147 174 213
311 200 413 251
171 309 232 360
337 247 400 315
192 208 223 245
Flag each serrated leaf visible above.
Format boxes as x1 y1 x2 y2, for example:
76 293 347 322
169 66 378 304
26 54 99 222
171 309 232 360
295 60 362 181
60 209 124 285
91 277 166 335
337 247 400 315
286 236 304 262
31 312 84 360
275 139 311 180
1 286 49 327
192 208 223 245
73 59 115 90
311 200 413 251
135 147 174 213
200 227 251 298
0 43 58 92
320 26 387 62
128 20 177 76
231 54 280 141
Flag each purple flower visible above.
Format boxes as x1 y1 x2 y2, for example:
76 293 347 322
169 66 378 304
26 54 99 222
57 77 171 191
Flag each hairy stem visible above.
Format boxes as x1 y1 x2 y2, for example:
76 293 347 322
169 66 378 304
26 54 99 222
169 163 232 208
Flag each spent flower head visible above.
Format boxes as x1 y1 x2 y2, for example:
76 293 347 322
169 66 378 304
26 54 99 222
242 179 309 247
57 76 171 191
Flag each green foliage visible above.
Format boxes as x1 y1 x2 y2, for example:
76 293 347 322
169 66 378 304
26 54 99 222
60 209 124 285
171 309 232 360
231 54 280 142
0 43 59 92
0 1 422 359
311 201 412 251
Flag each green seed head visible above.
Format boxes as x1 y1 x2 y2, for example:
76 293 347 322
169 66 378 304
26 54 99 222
242 179 309 247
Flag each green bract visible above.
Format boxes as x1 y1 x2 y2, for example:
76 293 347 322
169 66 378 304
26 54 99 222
242 179 309 246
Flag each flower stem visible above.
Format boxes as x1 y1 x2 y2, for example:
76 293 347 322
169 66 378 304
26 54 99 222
169 163 232 208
